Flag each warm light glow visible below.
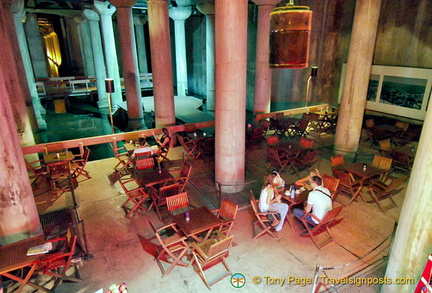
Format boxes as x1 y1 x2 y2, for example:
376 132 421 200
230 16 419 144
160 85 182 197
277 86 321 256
43 32 62 77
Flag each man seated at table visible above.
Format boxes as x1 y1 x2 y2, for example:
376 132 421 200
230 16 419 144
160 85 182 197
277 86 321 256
293 176 332 229
131 137 154 159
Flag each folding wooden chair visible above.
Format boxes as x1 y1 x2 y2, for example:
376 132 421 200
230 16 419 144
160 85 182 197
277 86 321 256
371 155 393 182
149 183 181 221
249 190 282 240
36 226 81 287
378 139 392 157
321 174 340 200
110 143 132 174
191 233 234 289
390 150 413 173
290 149 318 178
332 168 364 206
26 159 49 191
134 151 155 171
176 133 202 159
48 161 74 195
266 146 290 173
118 176 149 217
300 206 343 249
395 121 410 132
149 221 189 277
166 192 191 216
70 147 91 180
212 198 239 237
300 137 314 148
366 176 407 212
287 118 309 138
330 154 344 167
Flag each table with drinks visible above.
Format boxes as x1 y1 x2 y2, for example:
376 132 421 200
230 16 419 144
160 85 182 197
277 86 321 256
281 185 309 232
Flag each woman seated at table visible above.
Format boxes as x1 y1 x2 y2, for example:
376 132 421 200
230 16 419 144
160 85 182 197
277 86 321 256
259 175 288 232
270 171 285 192
131 137 154 159
152 128 171 155
295 168 320 190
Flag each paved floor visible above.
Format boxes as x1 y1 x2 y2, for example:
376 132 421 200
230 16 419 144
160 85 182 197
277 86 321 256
23 129 411 293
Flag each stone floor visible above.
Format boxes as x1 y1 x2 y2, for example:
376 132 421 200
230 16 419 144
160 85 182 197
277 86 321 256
21 129 411 293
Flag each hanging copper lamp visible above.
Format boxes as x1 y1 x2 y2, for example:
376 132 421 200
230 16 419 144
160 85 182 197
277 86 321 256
269 0 312 69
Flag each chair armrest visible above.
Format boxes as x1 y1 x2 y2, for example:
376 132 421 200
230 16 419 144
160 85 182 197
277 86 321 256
301 212 321 225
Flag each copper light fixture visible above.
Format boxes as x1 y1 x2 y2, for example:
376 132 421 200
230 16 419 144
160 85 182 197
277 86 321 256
269 0 312 69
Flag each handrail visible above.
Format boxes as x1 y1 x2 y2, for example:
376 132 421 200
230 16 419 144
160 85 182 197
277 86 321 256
254 104 331 124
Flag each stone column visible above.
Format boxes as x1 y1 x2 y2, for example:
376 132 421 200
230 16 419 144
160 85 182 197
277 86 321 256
94 1 122 111
0 0 42 245
11 0 47 131
196 0 215 111
83 9 108 109
252 0 281 114
383 112 432 292
214 0 248 193
169 5 192 96
133 15 148 74
147 0 175 127
74 16 95 78
110 0 145 130
334 0 381 157
24 14 49 78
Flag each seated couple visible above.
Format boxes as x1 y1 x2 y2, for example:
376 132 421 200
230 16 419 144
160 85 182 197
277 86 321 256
259 175 288 232
131 128 172 159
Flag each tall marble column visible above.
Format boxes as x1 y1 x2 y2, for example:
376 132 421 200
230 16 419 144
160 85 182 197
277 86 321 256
110 0 145 130
24 14 49 79
133 15 148 74
11 0 47 131
334 0 381 157
214 0 248 193
147 0 175 127
252 0 281 114
74 16 95 78
83 9 108 109
196 0 215 111
169 5 192 96
0 0 42 244
94 1 122 111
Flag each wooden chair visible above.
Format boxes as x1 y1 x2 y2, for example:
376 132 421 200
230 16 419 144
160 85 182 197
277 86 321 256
332 168 364 206
321 174 340 200
172 159 193 192
249 190 281 240
246 125 266 147
390 150 413 173
48 161 73 195
149 183 181 221
300 206 343 249
149 221 189 277
330 154 344 167
70 146 91 180
266 146 290 173
191 233 234 289
371 155 393 182
367 176 407 212
36 226 81 286
110 143 132 174
118 176 149 217
300 137 314 148
287 118 309 138
176 133 202 159
395 121 410 132
134 151 155 171
166 192 191 216
26 159 49 191
290 149 318 178
212 198 239 237
378 139 392 157
365 118 374 128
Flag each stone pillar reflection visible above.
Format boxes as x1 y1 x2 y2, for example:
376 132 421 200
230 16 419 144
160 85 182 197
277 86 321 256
110 0 145 130
94 1 122 111
11 0 47 131
334 0 381 156
147 0 175 127
24 14 49 78
74 16 95 78
252 0 281 114
134 15 148 74
214 0 248 193
169 5 192 96
83 9 108 109
196 1 215 111
0 0 42 245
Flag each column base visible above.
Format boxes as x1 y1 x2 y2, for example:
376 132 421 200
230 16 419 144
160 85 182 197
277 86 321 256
333 144 359 158
216 182 245 193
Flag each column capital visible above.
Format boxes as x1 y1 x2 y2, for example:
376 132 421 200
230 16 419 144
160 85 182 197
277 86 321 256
109 0 136 9
252 0 281 6
10 0 25 16
196 0 215 15
168 6 192 21
94 1 116 16
133 15 148 25
83 9 100 21
73 15 87 24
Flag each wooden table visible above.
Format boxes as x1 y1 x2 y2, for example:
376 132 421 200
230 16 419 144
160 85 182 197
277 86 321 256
172 206 224 242
43 150 74 164
336 162 384 181
135 167 173 188
0 235 51 292
394 141 418 158
281 188 309 232
272 141 308 158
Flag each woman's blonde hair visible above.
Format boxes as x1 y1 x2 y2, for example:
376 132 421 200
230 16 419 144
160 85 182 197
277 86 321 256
310 168 320 177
